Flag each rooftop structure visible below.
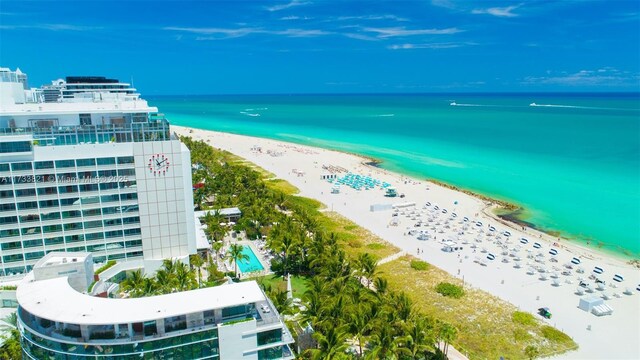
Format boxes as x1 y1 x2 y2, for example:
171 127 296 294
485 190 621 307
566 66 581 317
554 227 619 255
0 67 196 278
16 264 294 359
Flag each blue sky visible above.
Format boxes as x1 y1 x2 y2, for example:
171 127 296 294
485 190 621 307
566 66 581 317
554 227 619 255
1 0 639 94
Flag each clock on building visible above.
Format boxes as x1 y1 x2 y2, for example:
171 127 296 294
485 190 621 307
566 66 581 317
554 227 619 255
148 154 170 176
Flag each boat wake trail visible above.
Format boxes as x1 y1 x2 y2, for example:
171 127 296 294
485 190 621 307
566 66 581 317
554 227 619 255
529 103 626 110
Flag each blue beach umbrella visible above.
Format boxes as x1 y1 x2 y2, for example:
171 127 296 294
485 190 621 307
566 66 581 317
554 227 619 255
571 257 581 265
593 266 604 274
487 253 496 261
533 242 542 249
520 238 529 244
613 274 624 282
549 248 558 256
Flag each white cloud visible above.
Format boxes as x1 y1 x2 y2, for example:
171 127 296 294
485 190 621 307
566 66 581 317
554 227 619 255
0 23 99 31
265 1 311 12
522 68 640 87
387 42 467 50
363 26 463 38
166 26 329 39
336 15 409 22
343 33 380 41
472 5 521 18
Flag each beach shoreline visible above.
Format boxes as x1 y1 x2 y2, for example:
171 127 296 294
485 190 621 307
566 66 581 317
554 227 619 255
173 124 640 359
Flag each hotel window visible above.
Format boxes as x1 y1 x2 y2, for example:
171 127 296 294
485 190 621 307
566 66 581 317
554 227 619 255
13 176 34 184
222 305 249 319
118 168 135 177
83 208 101 217
21 226 41 236
120 193 137 201
58 185 78 194
11 162 32 171
76 158 96 167
79 114 92 126
25 251 45 260
15 189 36 197
17 201 38 210
101 194 120 203
100 182 119 191
80 196 100 205
87 244 106 252
105 230 123 239
102 206 119 215
85 232 104 241
0 141 31 153
2 254 23 263
19 214 40 223
127 251 143 258
37 187 58 196
55 160 75 168
0 229 19 237
0 216 17 225
0 164 7 172
117 156 135 165
60 198 79 206
103 218 122 227
65 234 84 243
78 171 97 181
109 253 126 260
57 172 77 181
123 228 141 236
125 240 142 248
39 199 59 208
44 237 64 246
84 220 103 229
0 241 22 251
67 246 85 252
64 222 83 231
122 216 140 224
79 183 99 193
40 212 60 221
97 157 116 166
98 169 118 178
42 225 62 234
34 161 54 170
0 190 13 198
0 203 16 212
61 210 81 219
23 239 43 248
36 174 56 183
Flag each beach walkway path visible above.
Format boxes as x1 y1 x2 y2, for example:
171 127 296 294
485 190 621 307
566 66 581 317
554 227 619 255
377 251 407 266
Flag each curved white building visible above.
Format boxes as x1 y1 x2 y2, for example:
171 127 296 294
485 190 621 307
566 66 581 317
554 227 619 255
17 253 294 359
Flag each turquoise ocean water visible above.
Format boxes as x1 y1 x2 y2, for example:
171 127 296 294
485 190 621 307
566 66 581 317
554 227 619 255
149 94 640 257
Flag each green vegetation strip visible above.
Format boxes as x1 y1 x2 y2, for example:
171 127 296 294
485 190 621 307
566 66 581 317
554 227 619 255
379 255 577 359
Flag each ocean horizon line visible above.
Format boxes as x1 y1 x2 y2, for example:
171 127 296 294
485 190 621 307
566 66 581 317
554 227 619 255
147 91 640 98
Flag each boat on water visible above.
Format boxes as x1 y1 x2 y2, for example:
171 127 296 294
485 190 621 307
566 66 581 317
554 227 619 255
530 102 538 106
450 101 457 106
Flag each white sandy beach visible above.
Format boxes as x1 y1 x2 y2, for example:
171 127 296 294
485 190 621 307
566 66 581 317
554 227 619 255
174 125 640 359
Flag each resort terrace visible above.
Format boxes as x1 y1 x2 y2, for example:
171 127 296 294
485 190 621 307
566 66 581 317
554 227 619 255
17 273 293 358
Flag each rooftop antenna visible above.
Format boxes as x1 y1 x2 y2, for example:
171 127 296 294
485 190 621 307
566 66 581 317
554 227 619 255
130 76 134 88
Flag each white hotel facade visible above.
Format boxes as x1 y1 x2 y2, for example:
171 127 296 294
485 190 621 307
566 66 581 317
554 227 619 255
0 67 196 276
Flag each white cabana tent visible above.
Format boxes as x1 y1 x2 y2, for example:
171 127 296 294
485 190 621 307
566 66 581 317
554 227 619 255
578 295 604 312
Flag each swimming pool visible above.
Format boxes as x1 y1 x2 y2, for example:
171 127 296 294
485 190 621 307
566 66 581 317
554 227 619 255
236 245 265 273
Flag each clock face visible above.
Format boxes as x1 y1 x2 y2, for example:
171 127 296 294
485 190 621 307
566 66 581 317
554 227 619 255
148 154 170 176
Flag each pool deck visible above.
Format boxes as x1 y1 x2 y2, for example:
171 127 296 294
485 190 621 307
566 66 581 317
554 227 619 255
235 240 272 278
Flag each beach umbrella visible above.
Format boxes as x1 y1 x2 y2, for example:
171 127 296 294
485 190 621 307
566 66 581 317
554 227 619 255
463 216 469 222
593 266 604 275
452 212 457 218
442 209 448 214
571 257 581 265
533 242 542 249
426 202 431 206
487 253 496 261
503 231 511 237
549 248 558 256
475 221 482 227
613 274 624 283
520 237 529 244
489 226 496 232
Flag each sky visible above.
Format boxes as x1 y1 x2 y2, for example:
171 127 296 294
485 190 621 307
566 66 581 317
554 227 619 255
0 0 639 94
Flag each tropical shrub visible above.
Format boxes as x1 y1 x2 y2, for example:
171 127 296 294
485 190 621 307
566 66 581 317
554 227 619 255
435 282 465 298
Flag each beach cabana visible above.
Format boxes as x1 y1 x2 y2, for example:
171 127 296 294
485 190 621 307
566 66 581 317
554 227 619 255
520 237 529 244
503 231 511 237
578 295 604 312
486 253 496 261
571 257 581 265
549 248 558 256
593 266 604 275
533 242 542 249
475 221 482 227
613 274 624 283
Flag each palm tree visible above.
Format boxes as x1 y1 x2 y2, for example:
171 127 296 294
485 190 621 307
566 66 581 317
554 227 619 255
190 254 205 287
373 277 388 296
366 322 404 360
226 243 249 278
120 270 146 296
357 253 378 288
437 322 457 359
155 269 176 293
349 308 370 357
308 325 350 360
212 241 224 263
403 317 436 359
175 261 197 291
0 314 20 360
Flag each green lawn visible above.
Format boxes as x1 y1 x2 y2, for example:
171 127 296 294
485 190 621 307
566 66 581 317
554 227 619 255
379 255 577 359
253 274 310 299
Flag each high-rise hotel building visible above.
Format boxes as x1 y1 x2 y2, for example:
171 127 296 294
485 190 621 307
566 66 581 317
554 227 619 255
0 67 196 277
